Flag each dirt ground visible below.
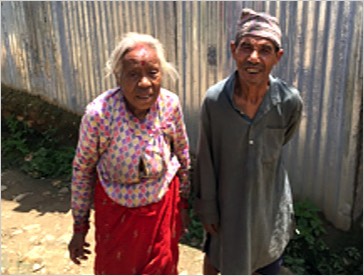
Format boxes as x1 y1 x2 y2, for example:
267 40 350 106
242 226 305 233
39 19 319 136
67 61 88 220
1 169 204 275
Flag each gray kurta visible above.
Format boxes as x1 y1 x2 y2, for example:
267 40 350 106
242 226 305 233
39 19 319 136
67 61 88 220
193 72 303 274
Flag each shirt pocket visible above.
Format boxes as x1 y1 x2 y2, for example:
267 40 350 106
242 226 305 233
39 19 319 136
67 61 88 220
139 134 168 180
262 127 285 163
161 122 175 152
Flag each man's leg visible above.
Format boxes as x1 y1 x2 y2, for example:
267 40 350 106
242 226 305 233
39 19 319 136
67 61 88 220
253 256 283 275
203 254 219 275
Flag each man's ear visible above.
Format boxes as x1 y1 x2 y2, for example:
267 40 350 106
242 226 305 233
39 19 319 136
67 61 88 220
276 48 284 62
230 40 237 57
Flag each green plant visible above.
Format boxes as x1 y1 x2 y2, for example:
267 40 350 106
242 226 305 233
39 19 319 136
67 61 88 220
20 145 75 178
2 116 75 179
180 195 204 248
284 200 363 275
184 208 204 248
1 116 30 164
283 255 306 275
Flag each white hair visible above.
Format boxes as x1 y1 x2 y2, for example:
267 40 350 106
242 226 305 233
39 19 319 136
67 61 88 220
105 32 179 82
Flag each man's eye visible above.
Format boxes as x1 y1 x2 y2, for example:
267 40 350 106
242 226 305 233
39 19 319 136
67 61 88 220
260 47 273 54
240 45 253 51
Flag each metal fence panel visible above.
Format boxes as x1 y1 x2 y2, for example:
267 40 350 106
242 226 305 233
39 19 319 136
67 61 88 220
1 1 362 231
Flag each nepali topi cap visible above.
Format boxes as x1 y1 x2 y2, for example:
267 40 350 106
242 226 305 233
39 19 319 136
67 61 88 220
237 8 282 48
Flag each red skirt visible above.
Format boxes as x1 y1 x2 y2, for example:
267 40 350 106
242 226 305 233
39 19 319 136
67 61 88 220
93 176 182 275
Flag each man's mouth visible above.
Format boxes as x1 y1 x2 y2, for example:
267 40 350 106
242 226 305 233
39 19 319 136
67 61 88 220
245 67 260 74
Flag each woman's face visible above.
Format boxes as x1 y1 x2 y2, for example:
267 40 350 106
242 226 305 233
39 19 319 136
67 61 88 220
118 44 162 119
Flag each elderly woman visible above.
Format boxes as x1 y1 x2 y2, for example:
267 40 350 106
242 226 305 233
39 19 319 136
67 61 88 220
68 32 190 275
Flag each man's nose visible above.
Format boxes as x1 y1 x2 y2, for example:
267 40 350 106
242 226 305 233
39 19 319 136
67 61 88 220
248 49 259 62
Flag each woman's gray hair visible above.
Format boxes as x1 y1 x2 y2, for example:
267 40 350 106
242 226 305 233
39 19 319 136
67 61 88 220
105 32 179 82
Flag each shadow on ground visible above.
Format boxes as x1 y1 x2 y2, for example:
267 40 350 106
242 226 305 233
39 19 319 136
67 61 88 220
1 169 71 214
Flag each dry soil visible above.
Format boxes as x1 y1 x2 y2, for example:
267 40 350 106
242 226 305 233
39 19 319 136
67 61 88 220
1 169 204 275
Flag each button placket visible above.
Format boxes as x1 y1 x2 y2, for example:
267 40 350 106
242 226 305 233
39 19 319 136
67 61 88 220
248 126 254 146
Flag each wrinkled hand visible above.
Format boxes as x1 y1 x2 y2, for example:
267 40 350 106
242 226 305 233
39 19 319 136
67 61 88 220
181 209 190 235
68 233 91 265
203 223 218 235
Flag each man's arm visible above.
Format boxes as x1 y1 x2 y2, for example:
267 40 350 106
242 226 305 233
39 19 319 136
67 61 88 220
284 95 303 144
193 100 219 228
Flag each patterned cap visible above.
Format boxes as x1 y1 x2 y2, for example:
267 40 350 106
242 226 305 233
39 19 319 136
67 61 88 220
237 8 282 48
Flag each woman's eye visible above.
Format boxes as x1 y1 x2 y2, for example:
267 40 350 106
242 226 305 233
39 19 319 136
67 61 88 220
128 72 139 78
149 70 159 77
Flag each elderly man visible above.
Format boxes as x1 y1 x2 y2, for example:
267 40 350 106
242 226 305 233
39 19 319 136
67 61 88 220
193 8 303 275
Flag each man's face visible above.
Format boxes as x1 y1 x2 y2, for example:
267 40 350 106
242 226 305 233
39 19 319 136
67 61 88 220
118 44 162 117
231 35 283 86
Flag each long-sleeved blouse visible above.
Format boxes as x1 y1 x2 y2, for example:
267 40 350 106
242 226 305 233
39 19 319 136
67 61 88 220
71 87 190 231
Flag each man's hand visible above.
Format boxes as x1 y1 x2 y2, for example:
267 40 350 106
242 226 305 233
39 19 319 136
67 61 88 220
203 223 218 235
68 232 91 265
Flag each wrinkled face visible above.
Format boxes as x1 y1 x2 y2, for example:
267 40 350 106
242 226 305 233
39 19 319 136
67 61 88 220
117 44 162 118
231 36 283 86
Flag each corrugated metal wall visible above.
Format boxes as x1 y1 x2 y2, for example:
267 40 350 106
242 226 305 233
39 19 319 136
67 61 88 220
1 1 362 231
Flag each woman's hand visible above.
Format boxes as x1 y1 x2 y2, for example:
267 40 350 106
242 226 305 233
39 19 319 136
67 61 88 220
68 232 91 265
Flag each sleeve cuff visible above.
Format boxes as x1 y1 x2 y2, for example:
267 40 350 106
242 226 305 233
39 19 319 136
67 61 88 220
73 222 90 234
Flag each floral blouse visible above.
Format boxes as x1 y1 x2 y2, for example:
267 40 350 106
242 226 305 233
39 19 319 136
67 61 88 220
71 87 190 230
